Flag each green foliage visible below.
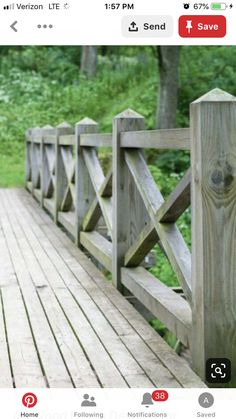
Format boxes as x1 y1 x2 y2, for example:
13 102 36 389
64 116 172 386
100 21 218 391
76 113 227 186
151 46 236 174
148 165 191 288
0 47 158 187
179 46 236 124
0 45 236 187
150 319 177 349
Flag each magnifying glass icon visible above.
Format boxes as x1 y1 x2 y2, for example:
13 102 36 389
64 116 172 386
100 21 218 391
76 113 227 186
215 367 222 374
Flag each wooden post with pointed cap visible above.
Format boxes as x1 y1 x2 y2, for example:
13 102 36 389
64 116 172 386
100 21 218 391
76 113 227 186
55 122 74 224
112 109 145 291
75 118 98 247
191 88 236 387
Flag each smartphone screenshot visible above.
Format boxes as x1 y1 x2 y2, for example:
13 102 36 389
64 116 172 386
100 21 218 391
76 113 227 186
0 0 235 417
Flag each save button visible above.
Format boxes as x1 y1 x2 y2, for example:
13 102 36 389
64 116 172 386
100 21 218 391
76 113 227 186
179 15 226 38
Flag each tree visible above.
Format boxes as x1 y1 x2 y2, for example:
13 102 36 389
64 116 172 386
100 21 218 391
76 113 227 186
156 46 180 129
80 46 97 78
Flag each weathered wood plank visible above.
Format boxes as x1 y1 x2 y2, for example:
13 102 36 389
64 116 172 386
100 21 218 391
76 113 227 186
100 167 112 198
55 123 73 223
191 88 236 386
82 196 102 232
43 197 54 215
0 192 77 388
6 191 135 387
82 168 112 232
0 293 13 387
59 134 75 146
122 267 191 346
125 149 192 304
31 129 42 191
5 190 118 388
83 148 112 236
0 229 14 387
58 211 75 238
0 208 47 387
24 198 178 387
124 222 158 267
80 231 112 272
43 135 56 144
121 128 190 150
1 285 46 388
112 110 145 290
26 181 33 193
25 132 32 187
80 133 112 147
33 188 42 203
157 168 191 223
23 189 205 388
75 118 98 247
41 127 55 207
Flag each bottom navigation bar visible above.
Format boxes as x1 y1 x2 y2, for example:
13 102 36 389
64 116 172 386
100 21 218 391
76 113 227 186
0 389 234 418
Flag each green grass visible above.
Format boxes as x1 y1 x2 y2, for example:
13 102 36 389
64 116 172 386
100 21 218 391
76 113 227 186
0 141 24 187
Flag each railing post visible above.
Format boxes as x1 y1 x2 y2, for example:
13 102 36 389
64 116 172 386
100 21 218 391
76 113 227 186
25 128 33 192
31 127 42 197
75 118 98 247
191 88 236 386
112 109 145 291
41 125 55 208
55 122 74 224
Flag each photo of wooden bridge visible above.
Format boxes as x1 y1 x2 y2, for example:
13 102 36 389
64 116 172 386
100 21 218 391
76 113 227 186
0 88 235 388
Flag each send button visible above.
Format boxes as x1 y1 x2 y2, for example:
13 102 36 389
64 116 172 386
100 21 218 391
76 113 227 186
122 16 173 37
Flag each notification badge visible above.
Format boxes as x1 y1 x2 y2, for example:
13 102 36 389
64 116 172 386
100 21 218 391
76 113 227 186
179 15 226 37
152 390 169 402
22 393 38 408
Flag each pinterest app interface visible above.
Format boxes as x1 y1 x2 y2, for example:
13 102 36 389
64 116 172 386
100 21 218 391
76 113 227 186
0 0 235 418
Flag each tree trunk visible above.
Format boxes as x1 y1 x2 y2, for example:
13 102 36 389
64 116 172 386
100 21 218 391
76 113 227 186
80 46 97 78
156 46 180 129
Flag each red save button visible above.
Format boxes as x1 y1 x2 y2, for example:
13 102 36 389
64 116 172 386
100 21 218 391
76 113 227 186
179 15 226 38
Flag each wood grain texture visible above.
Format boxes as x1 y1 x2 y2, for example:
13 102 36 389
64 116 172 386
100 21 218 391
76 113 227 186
121 128 190 150
21 188 206 388
80 231 112 272
124 222 158 267
112 109 145 290
157 168 191 223
83 148 112 236
191 88 236 387
122 267 192 346
80 133 112 147
55 123 74 223
125 149 192 304
75 118 98 246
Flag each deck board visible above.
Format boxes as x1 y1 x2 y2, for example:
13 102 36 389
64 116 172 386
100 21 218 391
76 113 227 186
0 188 206 388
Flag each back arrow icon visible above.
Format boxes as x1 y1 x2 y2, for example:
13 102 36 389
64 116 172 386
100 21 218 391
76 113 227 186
10 21 18 32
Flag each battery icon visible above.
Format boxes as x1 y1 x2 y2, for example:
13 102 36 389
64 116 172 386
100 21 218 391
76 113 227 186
211 2 227 9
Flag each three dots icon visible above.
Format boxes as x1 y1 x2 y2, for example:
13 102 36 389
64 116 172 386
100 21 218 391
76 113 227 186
37 24 53 29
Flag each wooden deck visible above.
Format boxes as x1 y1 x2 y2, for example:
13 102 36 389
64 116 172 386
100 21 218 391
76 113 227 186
0 188 204 388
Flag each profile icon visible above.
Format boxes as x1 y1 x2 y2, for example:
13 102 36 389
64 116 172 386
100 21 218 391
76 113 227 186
81 394 97 407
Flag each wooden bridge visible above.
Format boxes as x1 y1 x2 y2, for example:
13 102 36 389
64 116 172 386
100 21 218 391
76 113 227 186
1 88 235 388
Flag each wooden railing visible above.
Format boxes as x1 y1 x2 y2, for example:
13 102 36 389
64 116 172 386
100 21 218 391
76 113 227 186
25 88 236 386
